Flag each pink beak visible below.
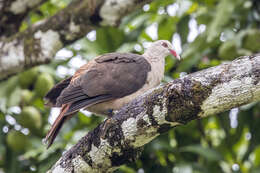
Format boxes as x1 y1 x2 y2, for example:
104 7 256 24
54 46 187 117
169 49 181 60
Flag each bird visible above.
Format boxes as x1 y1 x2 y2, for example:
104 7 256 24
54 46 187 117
44 40 180 148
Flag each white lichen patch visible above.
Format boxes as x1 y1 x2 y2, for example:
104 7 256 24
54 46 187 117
69 21 80 33
65 21 81 40
122 101 181 148
0 40 24 73
199 77 258 117
152 101 178 126
100 0 135 25
153 105 168 125
152 102 180 127
72 155 92 173
121 117 138 141
131 113 159 147
51 164 65 173
142 114 151 125
168 82 182 91
89 139 112 167
34 30 62 60
10 0 42 14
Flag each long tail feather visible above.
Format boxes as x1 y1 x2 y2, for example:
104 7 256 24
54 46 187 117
44 104 74 148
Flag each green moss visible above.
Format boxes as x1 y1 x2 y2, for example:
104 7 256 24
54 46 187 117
165 79 213 124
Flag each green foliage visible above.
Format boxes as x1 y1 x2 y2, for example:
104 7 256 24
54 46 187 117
218 40 238 60
180 145 223 161
1 0 260 172
243 29 260 52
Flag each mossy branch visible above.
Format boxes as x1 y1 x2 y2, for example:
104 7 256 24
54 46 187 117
48 54 260 173
0 0 48 37
0 0 152 81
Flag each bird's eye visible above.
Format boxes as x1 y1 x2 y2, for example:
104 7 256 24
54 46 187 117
162 42 168 48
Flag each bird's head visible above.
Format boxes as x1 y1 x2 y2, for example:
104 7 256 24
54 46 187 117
144 40 180 61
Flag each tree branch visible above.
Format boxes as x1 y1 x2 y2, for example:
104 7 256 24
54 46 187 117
47 54 260 173
0 0 48 37
0 0 152 81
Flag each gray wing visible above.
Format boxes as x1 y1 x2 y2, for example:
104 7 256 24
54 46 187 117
56 53 151 115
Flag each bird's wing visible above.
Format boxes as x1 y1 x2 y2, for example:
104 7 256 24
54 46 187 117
44 53 151 147
44 76 72 107
56 53 151 115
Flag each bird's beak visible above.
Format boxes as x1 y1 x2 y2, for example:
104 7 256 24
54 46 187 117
169 49 181 60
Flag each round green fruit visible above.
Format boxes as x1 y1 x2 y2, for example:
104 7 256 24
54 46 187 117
7 130 28 152
21 90 34 104
35 73 54 97
18 67 39 88
19 106 42 130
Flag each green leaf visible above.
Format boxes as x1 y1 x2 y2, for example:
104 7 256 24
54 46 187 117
253 145 260 167
78 112 92 125
181 33 207 58
251 168 260 173
158 16 176 40
207 0 236 42
196 7 213 25
242 29 260 52
177 33 207 72
149 0 175 12
116 42 136 53
177 15 190 44
96 27 125 53
173 164 193 173
118 165 136 173
180 145 223 161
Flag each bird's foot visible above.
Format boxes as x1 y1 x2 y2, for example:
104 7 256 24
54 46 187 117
107 109 114 118
107 109 119 118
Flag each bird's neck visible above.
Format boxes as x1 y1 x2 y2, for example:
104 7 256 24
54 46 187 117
143 53 165 84
143 50 161 62
143 50 165 65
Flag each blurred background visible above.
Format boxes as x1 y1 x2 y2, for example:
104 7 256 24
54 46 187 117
0 0 260 172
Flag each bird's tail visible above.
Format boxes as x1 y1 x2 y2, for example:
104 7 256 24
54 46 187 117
44 104 73 148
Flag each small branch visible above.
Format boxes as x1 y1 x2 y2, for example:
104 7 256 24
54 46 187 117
0 0 48 37
48 55 260 173
0 0 152 81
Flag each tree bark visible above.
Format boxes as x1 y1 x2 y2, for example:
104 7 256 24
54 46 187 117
47 54 260 173
0 0 47 37
0 0 152 81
